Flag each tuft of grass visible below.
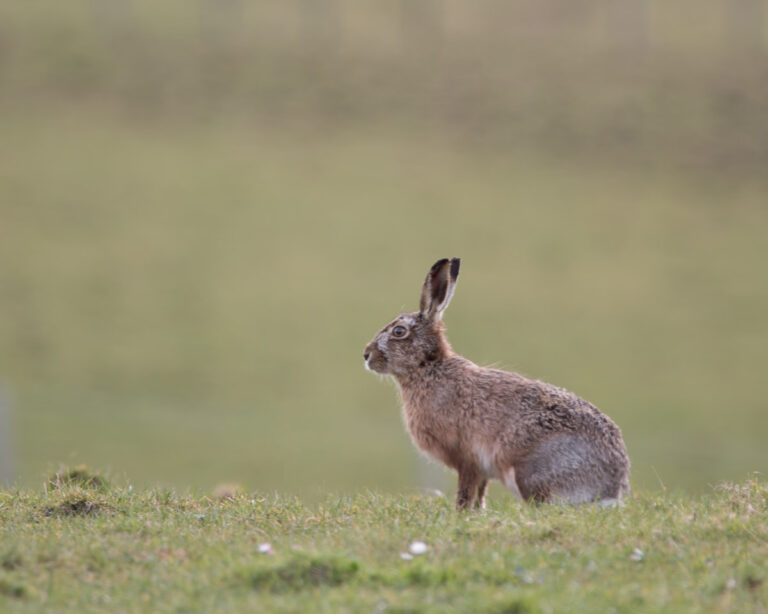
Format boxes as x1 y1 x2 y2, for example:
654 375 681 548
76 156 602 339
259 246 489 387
39 476 117 518
47 465 111 492
211 483 245 501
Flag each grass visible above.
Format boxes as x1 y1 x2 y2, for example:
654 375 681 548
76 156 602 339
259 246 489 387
2 107 767 497
0 470 766 612
2 1 766 172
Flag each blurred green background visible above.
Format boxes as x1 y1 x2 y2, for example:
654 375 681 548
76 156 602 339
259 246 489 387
1 1 766 498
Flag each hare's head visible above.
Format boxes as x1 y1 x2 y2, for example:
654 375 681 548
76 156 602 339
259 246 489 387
364 258 460 377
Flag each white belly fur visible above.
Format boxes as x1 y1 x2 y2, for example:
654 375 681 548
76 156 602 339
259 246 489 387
474 443 500 479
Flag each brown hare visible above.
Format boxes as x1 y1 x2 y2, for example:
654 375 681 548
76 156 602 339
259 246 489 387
364 258 630 510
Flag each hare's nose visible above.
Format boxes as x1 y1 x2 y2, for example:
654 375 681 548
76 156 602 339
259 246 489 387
363 351 371 361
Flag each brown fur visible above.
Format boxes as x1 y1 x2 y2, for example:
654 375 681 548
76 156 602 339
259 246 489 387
364 258 630 510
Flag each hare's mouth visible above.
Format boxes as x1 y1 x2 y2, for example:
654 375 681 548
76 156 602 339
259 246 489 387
364 353 389 374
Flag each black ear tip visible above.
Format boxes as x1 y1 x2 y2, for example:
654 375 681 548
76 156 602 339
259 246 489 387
450 257 461 279
430 258 450 274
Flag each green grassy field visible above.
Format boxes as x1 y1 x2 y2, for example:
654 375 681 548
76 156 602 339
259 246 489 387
1 1 767 497
2 107 767 496
0 471 766 612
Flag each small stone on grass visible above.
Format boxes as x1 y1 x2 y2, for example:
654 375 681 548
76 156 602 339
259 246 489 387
409 541 428 555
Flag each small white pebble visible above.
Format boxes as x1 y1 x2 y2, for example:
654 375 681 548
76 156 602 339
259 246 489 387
400 552 414 561
629 548 644 561
409 541 428 555
258 543 272 554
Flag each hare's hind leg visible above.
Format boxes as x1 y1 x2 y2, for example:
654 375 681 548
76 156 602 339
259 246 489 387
515 434 621 505
501 466 523 500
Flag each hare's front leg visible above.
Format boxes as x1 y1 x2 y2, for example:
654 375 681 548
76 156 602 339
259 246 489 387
474 479 489 510
456 468 482 511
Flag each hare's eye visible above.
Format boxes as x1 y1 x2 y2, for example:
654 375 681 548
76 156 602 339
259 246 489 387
392 325 408 338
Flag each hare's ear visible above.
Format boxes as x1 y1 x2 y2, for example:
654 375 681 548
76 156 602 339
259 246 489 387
419 257 461 321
